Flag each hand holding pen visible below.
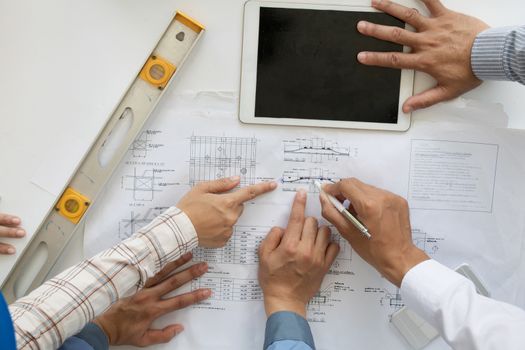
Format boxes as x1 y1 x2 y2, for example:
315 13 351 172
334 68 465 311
317 178 429 287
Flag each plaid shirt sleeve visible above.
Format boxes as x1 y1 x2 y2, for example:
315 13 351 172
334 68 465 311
9 207 198 350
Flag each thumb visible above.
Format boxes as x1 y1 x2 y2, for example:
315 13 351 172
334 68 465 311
403 85 455 112
197 176 241 194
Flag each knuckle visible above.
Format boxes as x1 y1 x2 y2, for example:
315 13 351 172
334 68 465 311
248 188 258 200
362 199 376 213
391 27 403 41
404 8 419 20
389 52 400 66
226 214 237 226
284 244 297 256
224 198 236 209
305 216 318 227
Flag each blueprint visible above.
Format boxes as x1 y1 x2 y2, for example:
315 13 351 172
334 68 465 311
84 92 525 350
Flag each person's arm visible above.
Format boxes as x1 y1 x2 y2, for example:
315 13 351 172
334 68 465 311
59 323 107 350
321 178 525 350
472 26 525 84
9 177 276 350
264 312 314 350
10 207 197 350
258 191 340 350
401 259 525 350
59 253 211 350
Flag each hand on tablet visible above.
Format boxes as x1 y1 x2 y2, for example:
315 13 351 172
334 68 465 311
357 0 489 112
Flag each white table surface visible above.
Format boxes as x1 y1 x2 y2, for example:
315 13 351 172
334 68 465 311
0 0 523 291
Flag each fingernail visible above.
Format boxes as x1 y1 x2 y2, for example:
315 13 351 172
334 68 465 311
230 176 241 182
297 190 307 199
357 21 367 31
175 325 184 334
11 217 21 225
372 0 381 6
203 289 212 297
182 252 192 260
16 230 25 237
7 247 15 254
405 106 413 113
269 182 278 189
357 52 367 62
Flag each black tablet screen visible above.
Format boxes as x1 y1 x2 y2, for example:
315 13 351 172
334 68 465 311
255 7 404 124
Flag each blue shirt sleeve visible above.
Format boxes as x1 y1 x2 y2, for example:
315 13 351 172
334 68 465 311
264 311 315 350
0 293 16 350
59 322 109 350
472 26 525 84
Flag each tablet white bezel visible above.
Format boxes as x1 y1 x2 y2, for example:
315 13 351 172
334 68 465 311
239 0 414 131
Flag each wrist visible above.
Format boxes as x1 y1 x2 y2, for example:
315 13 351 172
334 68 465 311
93 317 116 345
264 295 307 318
386 247 430 287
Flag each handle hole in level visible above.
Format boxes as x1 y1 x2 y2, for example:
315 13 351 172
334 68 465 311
14 242 48 298
98 107 134 168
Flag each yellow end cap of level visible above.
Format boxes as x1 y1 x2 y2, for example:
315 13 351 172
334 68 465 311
176 11 205 33
139 55 176 89
56 187 90 224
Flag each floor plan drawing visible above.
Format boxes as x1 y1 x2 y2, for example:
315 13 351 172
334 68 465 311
189 135 257 186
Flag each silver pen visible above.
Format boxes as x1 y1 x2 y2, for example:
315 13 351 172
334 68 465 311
314 180 371 239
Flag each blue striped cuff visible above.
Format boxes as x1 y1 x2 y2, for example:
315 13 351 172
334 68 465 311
264 311 315 350
471 27 517 81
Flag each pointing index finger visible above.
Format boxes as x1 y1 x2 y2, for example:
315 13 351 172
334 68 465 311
229 181 277 204
282 190 307 244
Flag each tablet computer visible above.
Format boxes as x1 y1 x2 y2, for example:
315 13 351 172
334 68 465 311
239 1 414 131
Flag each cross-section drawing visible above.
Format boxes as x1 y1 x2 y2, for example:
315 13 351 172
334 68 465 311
284 137 351 163
281 168 340 193
129 130 163 158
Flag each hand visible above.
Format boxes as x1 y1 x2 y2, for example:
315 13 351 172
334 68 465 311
177 176 277 248
0 213 26 255
357 0 489 112
258 191 340 318
93 252 211 347
321 178 429 287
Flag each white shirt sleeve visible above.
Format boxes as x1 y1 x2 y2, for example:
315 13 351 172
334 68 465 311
400 259 525 350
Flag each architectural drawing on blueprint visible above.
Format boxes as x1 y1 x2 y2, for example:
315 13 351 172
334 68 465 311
283 137 354 163
129 130 164 158
189 135 257 186
308 282 354 323
281 168 340 193
191 277 263 302
328 233 353 274
121 167 175 201
118 207 167 240
192 226 268 265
